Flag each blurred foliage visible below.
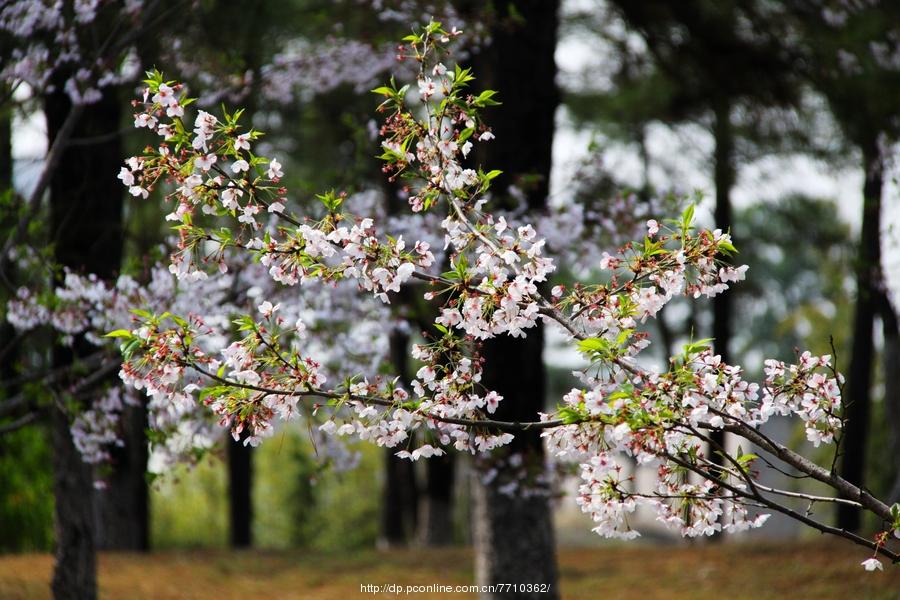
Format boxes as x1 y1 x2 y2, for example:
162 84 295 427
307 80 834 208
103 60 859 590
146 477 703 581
0 425 54 552
150 429 380 551
733 195 854 373
150 454 230 549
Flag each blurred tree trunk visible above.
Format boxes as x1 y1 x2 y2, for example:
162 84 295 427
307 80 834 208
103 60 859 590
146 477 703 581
877 291 900 503
837 134 883 531
46 81 124 598
708 96 734 482
472 331 558 599
94 398 149 551
711 97 734 367
418 451 455 546
381 329 419 546
223 3 278 549
0 94 9 190
1 87 16 387
228 435 253 547
381 449 418 545
457 1 561 597
49 397 96 600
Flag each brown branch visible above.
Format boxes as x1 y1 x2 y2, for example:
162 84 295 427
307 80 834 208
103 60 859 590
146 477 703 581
662 451 899 563
724 420 893 522
184 360 568 431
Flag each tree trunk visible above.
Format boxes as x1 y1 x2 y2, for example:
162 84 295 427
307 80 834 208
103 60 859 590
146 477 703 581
1 85 17 388
473 331 558 598
708 97 734 487
50 394 97 600
228 435 253 547
418 452 455 546
711 97 734 367
46 79 124 599
94 398 149 551
381 449 419 546
877 291 900 504
223 6 275 549
457 2 561 596
380 329 419 546
837 135 883 531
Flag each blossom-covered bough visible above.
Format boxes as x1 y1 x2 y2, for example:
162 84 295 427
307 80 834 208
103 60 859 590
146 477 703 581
110 21 899 568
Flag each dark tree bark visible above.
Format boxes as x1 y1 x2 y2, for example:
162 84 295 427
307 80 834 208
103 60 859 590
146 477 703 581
228 434 254 548
418 451 455 546
94 399 149 551
711 97 734 368
877 291 900 504
0 91 10 190
1 86 17 387
456 1 561 597
46 81 124 599
472 328 559 600
380 329 419 546
49 399 97 600
381 447 419 546
222 6 275 549
708 97 735 481
838 135 883 530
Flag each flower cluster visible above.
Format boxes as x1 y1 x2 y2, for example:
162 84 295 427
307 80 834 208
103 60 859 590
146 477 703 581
539 152 682 274
106 21 900 569
0 0 144 104
761 352 843 447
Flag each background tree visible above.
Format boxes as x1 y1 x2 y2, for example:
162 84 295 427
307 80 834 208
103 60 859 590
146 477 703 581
775 0 900 532
43 69 124 600
455 1 562 596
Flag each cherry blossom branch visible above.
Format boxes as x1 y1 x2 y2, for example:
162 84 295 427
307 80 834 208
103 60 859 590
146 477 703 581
104 21 900 569
724 420 893 522
182 359 566 431
662 450 899 563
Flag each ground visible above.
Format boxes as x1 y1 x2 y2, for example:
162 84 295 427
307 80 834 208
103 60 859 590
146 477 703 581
0 542 897 599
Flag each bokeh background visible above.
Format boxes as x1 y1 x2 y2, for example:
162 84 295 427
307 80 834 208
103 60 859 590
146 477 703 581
2 1 900 598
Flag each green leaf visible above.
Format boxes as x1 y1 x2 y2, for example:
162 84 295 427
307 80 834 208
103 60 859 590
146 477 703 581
683 338 714 356
473 89 501 107
577 337 610 356
736 453 759 466
607 385 634 402
104 329 133 339
717 239 738 255
120 339 140 360
557 405 587 424
615 329 634 347
681 203 695 227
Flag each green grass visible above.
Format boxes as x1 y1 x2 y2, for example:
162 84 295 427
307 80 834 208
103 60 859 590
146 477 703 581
0 542 898 599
